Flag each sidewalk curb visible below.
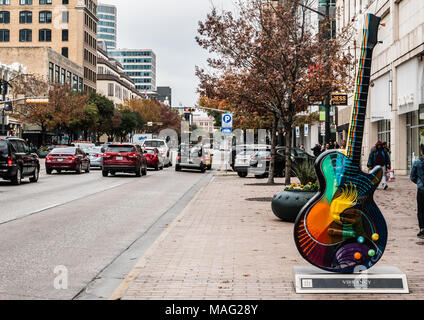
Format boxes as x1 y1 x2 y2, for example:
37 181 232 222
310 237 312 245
108 175 215 300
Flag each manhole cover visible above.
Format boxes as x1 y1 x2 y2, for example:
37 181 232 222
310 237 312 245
245 197 273 202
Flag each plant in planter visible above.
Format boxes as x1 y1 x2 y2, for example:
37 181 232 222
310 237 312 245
272 161 319 222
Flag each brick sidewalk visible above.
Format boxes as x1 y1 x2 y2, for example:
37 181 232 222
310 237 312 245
116 174 424 300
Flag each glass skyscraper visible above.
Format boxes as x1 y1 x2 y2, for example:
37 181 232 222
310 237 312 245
108 49 157 93
97 3 117 50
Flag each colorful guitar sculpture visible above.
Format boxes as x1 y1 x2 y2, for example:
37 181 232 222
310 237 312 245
294 14 387 273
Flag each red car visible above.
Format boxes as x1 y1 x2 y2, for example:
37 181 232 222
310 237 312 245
143 147 164 171
102 143 147 177
45 147 90 174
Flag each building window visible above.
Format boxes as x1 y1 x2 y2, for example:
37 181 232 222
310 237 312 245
39 11 52 23
39 28 51 42
61 68 66 84
55 65 60 83
19 29 31 42
66 71 71 84
0 0 10 4
19 11 32 23
39 0 52 4
79 77 83 92
0 29 9 42
48 62 54 82
62 11 68 23
20 0 32 4
61 47 68 58
72 75 78 91
108 83 114 97
62 0 68 4
62 29 68 41
0 11 9 23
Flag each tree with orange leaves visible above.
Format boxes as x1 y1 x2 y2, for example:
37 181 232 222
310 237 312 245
196 0 353 184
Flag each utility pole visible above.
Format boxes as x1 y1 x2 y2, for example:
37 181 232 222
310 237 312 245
1 79 8 136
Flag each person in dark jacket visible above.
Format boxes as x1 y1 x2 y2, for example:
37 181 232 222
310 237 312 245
410 144 424 239
367 141 391 190
311 143 322 157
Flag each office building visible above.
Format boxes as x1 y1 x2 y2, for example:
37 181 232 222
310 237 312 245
336 0 424 175
157 86 171 106
0 0 98 92
108 49 157 94
97 3 116 50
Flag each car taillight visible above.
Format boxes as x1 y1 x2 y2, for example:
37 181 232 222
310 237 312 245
46 156 53 161
103 153 112 159
265 157 271 160
7 156 13 166
68 156 76 160
94 154 102 157
128 153 138 158
200 157 204 162
177 155 180 161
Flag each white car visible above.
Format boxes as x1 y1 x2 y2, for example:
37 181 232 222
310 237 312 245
142 139 171 167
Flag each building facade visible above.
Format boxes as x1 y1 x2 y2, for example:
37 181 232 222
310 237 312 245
108 49 157 94
97 44 141 107
0 0 98 92
157 86 171 106
97 3 116 50
336 0 424 175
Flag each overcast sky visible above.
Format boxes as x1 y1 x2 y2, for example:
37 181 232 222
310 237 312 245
102 0 235 108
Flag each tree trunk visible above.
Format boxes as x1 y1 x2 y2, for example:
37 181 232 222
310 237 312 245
285 126 292 185
41 124 46 146
267 115 279 185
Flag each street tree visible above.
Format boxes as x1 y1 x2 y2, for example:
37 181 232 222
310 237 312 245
196 0 352 184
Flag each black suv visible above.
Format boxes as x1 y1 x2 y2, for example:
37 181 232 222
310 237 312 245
0 137 40 185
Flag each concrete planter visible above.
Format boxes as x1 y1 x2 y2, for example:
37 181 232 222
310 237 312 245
271 190 318 222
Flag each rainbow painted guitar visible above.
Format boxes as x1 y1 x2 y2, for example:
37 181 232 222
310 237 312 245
294 14 387 273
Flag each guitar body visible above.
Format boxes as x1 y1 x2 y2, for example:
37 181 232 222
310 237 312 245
294 149 387 273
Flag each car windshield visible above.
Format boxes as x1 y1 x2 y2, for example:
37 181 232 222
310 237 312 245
144 141 165 148
238 150 255 156
257 151 271 157
107 145 135 153
0 140 8 155
88 147 103 154
50 148 76 154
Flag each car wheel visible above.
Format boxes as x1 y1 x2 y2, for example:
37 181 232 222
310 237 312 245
142 167 147 176
12 167 22 185
201 166 206 173
135 166 142 177
85 165 90 173
160 165 164 170
76 163 82 174
154 165 159 171
175 165 181 172
29 167 39 183
102 170 109 177
46 168 52 175
238 171 248 178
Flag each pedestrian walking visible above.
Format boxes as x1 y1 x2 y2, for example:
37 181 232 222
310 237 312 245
367 141 391 190
322 143 330 153
410 144 424 239
311 143 321 157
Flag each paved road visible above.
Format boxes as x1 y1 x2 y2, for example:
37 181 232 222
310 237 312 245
0 165 212 299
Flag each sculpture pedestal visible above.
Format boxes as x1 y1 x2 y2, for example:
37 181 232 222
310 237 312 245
294 266 409 294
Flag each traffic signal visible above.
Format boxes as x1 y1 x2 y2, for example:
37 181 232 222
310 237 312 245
1 81 8 96
4 100 12 112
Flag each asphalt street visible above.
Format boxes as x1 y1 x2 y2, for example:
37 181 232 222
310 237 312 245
0 164 212 299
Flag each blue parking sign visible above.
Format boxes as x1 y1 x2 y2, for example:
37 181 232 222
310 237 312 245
222 113 233 129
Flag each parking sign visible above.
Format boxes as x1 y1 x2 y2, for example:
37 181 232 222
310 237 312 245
222 113 233 129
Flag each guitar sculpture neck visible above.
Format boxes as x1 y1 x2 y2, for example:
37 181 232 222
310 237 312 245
345 14 381 166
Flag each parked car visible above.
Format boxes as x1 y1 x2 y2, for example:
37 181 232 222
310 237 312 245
234 149 257 178
141 139 171 167
87 146 104 169
71 141 96 150
175 143 207 173
249 147 315 179
0 137 40 185
144 147 164 171
45 147 91 174
231 144 270 170
102 143 147 177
